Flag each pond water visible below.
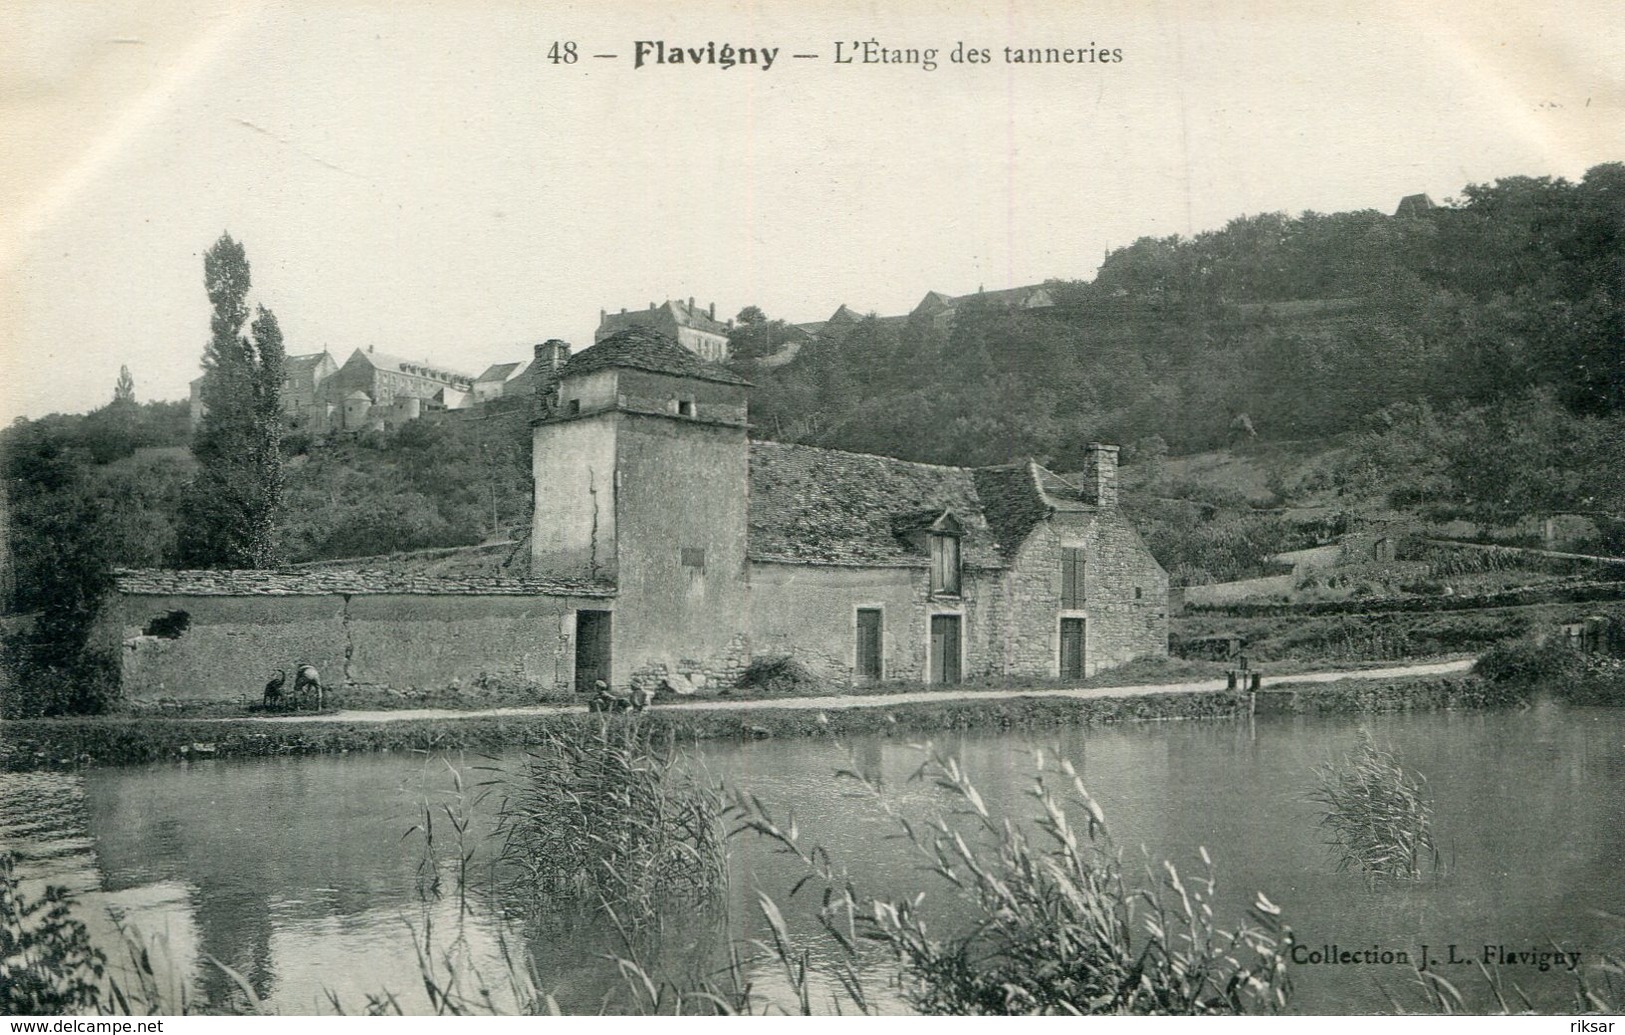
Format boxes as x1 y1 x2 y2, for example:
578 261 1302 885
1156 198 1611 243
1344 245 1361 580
4 700 1623 1015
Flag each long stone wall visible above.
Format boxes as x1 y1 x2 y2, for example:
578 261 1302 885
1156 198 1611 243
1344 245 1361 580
100 587 596 704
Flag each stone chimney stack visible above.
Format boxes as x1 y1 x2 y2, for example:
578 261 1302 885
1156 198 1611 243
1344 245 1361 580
1083 443 1119 508
534 339 571 369
534 340 573 419
688 296 695 312
708 301 716 320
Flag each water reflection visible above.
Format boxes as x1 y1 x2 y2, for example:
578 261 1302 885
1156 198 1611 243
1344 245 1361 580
2 704 1622 1014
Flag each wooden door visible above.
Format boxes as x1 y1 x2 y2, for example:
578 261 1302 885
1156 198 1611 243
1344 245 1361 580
574 610 612 692
930 614 961 685
1060 617 1086 681
856 609 883 680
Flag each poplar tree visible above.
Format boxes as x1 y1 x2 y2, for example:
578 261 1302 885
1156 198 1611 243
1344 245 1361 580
113 365 135 405
174 233 286 568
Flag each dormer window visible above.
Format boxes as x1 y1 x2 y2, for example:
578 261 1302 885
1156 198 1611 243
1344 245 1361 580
930 533 961 595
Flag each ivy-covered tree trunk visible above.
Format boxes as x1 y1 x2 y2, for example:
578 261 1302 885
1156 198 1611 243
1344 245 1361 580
174 234 286 569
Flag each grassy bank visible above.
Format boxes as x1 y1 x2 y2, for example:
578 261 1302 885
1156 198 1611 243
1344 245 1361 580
1 675 1520 771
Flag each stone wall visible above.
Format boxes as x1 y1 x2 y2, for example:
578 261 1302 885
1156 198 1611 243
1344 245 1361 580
100 587 596 704
611 410 751 689
749 561 1003 684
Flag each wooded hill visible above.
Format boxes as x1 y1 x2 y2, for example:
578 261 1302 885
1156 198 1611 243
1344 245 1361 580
734 164 1625 551
5 163 1622 613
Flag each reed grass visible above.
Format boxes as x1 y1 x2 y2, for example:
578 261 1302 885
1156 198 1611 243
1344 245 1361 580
492 719 730 929
733 747 1296 1015
1311 729 1439 885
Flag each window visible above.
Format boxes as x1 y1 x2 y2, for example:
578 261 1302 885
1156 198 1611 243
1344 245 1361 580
567 399 581 415
1134 586 1143 600
856 608 882 679
1061 547 1085 608
681 547 705 571
678 399 695 417
930 534 961 595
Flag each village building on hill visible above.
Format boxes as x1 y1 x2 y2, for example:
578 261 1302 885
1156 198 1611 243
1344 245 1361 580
800 283 1058 342
187 340 574 434
595 298 731 360
106 327 1166 703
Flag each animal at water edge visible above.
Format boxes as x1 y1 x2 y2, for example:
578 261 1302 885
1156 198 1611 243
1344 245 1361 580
294 663 323 710
263 669 286 710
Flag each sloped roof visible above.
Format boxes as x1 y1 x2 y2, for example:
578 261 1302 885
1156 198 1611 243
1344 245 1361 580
475 361 522 383
748 441 1008 568
970 284 1055 308
668 299 729 334
1394 193 1437 217
565 327 750 385
285 352 334 378
345 348 474 382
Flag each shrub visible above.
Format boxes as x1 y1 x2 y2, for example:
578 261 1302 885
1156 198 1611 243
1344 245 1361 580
0 852 107 1015
0 641 120 720
1472 640 1586 685
736 655 818 695
1310 730 1438 885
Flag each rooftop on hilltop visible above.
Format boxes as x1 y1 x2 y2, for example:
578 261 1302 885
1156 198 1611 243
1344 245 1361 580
565 326 750 385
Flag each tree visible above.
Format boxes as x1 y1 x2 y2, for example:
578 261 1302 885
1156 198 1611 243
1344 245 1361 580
0 429 119 717
113 365 135 405
173 234 287 568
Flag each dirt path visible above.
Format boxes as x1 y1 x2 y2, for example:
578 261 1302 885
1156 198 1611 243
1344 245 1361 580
247 659 1475 725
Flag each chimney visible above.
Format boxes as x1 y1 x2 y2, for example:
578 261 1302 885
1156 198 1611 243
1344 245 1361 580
1083 443 1119 508
649 301 656 310
688 296 695 313
599 308 606 322
535 339 571 369
708 301 716 320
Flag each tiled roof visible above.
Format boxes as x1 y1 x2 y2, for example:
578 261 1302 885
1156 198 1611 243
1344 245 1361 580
747 441 1005 568
113 568 614 598
566 327 750 385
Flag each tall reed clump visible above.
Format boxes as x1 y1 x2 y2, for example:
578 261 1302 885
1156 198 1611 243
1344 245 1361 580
1311 729 1439 885
735 749 1295 1015
493 720 729 929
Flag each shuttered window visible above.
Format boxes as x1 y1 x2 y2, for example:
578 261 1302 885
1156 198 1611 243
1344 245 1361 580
1061 548 1085 608
930 534 961 595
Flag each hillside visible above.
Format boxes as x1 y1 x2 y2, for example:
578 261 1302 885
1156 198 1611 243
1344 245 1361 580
6 163 1623 624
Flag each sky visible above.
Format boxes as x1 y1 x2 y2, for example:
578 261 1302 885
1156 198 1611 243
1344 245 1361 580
2 0 1621 422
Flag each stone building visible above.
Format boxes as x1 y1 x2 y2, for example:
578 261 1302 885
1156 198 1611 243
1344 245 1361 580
595 299 731 361
101 327 1165 704
317 347 476 432
188 350 337 429
532 327 1168 690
